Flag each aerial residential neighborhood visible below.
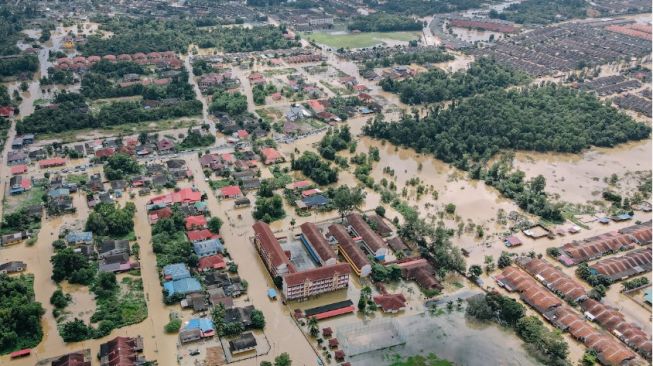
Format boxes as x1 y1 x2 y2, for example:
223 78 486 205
0 0 651 366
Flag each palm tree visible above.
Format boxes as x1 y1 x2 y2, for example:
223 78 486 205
308 316 319 338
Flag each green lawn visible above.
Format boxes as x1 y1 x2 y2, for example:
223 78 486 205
301 31 421 49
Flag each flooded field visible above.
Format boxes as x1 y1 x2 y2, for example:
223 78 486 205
348 311 543 366
514 139 652 203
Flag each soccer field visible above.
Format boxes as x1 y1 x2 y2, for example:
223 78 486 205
301 31 421 49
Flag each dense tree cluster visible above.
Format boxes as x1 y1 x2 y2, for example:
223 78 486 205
209 90 248 116
363 49 454 68
0 84 10 106
82 70 195 101
348 13 422 32
0 275 44 354
85 202 136 238
318 125 352 160
179 128 216 149
0 54 39 78
40 67 75 85
466 293 568 365
151 211 197 268
79 17 297 55
490 0 588 24
362 0 481 15
253 83 277 105
1 207 41 234
253 194 285 223
0 3 38 55
97 99 202 126
103 153 141 180
291 151 338 185
90 60 147 78
364 85 651 166
51 248 96 285
379 58 528 104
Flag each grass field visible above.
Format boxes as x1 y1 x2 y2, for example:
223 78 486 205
301 31 421 49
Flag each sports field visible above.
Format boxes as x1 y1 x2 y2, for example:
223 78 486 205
301 31 421 49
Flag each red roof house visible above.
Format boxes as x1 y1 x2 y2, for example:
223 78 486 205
39 157 66 168
149 188 201 206
198 254 226 272
185 215 208 230
10 165 27 175
261 147 283 165
148 207 173 224
220 185 242 199
236 130 249 139
307 99 325 114
95 147 116 158
187 229 219 242
0 106 15 118
373 293 407 313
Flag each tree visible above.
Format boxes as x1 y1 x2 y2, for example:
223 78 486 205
375 205 386 217
208 217 223 233
261 362 273 366
468 264 482 279
103 153 141 180
333 185 366 220
497 252 512 269
251 309 266 329
274 353 292 366
51 248 94 284
444 203 456 214
164 319 182 333
50 289 71 309
253 195 285 222
59 318 93 342
308 316 319 337
465 294 494 321
93 272 118 299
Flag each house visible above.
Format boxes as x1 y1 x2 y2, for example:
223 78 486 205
260 147 284 165
0 106 15 118
193 238 224 258
163 263 191 281
328 338 339 349
198 254 227 272
187 229 219 243
287 180 311 190
164 277 202 297
297 194 329 210
185 215 208 230
49 350 91 366
95 147 115 159
10 164 27 175
39 157 66 169
148 207 173 224
504 235 523 247
182 293 208 312
180 318 215 343
99 336 144 366
285 105 310 122
66 231 93 246
9 175 31 194
1 231 30 246
235 197 251 208
0 261 27 274
224 305 255 328
98 239 130 259
220 185 243 199
241 178 261 191
7 150 28 165
386 237 411 256
157 138 175 153
589 249 652 281
99 253 136 273
149 188 202 206
229 332 257 355
11 137 23 149
307 99 325 114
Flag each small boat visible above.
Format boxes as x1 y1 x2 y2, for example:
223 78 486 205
10 349 31 358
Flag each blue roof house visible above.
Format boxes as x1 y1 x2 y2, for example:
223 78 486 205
66 231 93 245
163 263 191 281
164 277 202 297
193 239 224 258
